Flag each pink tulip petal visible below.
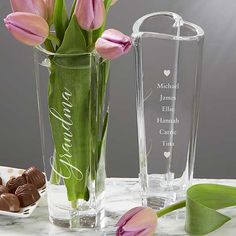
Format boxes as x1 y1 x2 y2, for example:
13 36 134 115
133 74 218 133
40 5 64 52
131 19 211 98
10 0 47 19
136 227 156 236
44 0 54 24
116 207 145 227
117 228 155 236
123 208 157 232
102 28 131 45
95 29 132 59
116 207 157 236
116 228 139 236
4 23 44 46
5 13 49 37
75 0 105 30
122 231 139 236
4 12 49 46
95 38 125 60
75 0 94 30
92 0 105 29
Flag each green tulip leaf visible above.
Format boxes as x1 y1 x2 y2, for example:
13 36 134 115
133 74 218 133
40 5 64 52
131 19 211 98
104 0 113 10
185 184 236 235
69 0 77 20
54 0 69 42
56 15 86 54
48 55 92 202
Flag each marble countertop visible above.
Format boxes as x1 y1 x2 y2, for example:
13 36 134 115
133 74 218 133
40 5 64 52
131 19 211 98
1 178 236 236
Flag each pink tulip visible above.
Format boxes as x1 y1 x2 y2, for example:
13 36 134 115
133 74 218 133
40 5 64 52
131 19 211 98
95 29 132 60
75 0 105 30
4 12 49 46
116 207 157 236
44 0 55 24
111 0 119 5
10 0 48 20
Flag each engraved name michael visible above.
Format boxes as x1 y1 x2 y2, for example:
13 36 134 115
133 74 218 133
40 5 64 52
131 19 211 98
157 82 179 89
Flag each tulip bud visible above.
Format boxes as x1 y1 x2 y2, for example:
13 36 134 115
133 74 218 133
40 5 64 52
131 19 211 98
111 0 119 5
116 207 157 236
75 0 105 30
44 0 55 25
4 12 49 46
10 0 48 20
95 29 132 60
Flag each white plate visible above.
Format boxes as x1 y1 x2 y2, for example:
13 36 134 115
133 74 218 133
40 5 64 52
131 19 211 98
0 166 46 218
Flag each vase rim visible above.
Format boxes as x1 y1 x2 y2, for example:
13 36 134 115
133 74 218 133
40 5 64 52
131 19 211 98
35 45 100 58
132 11 204 41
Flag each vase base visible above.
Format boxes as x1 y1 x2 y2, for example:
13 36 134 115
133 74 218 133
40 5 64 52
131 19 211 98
141 174 187 210
47 184 105 229
49 209 105 229
49 216 71 228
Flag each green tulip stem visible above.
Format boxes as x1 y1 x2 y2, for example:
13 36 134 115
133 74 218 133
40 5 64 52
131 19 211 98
48 34 61 46
49 169 61 185
49 158 61 185
156 200 186 218
44 39 55 53
88 31 93 50
69 0 77 20
71 200 77 209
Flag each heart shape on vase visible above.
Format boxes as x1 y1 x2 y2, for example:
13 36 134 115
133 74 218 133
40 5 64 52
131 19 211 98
164 70 170 77
164 152 171 158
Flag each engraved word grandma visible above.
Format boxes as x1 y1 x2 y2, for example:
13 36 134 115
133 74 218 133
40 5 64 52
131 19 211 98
49 88 83 181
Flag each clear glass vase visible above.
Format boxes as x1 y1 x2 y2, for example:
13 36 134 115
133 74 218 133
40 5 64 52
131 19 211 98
34 46 109 229
132 12 204 209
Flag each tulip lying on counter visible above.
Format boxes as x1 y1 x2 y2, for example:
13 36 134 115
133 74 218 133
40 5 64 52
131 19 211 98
4 12 49 46
116 207 157 236
117 184 236 236
95 29 132 60
75 0 105 30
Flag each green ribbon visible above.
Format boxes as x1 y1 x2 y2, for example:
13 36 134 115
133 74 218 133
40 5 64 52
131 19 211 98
157 184 236 235
186 184 236 235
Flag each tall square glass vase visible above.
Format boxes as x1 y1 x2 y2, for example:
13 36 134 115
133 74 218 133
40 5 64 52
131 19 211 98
132 12 204 210
34 46 109 229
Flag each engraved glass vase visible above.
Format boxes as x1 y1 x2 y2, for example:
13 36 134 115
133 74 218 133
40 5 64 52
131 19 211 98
132 12 204 209
34 46 109 229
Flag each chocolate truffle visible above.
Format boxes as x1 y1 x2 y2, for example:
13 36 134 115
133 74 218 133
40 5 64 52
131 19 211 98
15 184 40 207
0 185 9 195
23 166 46 189
0 177 2 185
6 176 26 193
0 193 20 212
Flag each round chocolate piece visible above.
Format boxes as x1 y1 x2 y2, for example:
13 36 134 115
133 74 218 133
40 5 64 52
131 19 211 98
6 176 26 193
23 166 46 189
0 193 20 212
0 185 9 195
15 184 40 207
0 177 2 185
